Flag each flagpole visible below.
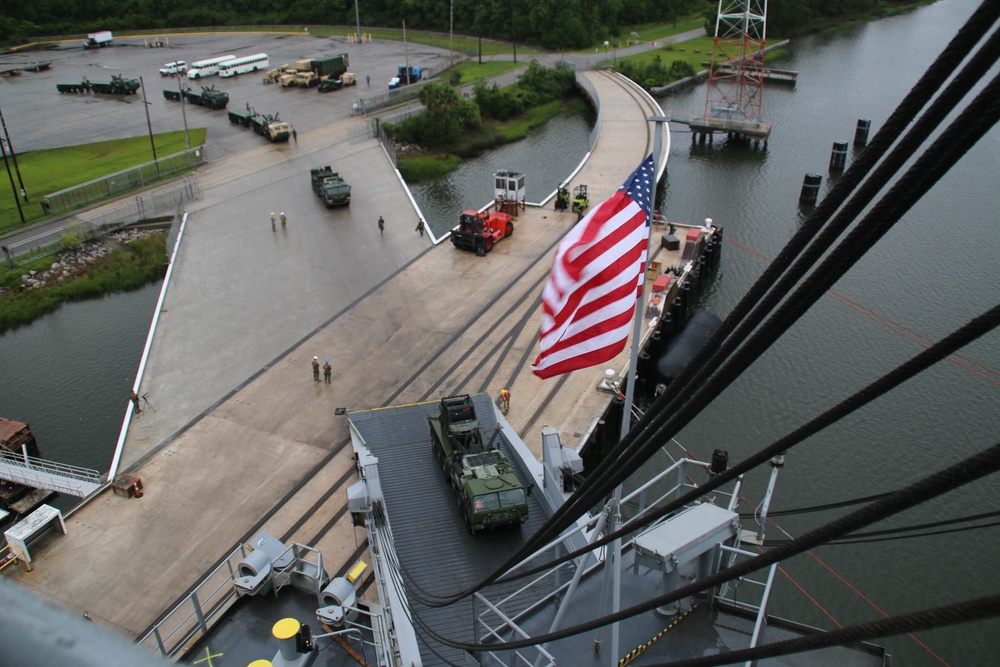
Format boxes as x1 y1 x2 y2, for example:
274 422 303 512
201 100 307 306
604 117 667 666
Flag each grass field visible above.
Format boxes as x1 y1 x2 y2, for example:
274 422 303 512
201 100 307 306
447 60 523 85
0 129 206 237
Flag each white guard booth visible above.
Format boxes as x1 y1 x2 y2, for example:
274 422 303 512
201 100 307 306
4 504 67 571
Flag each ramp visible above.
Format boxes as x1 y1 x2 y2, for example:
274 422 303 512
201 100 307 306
0 450 102 498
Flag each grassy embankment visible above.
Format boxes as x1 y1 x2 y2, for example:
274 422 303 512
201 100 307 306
0 130 205 332
0 230 168 333
0 129 207 237
397 19 718 182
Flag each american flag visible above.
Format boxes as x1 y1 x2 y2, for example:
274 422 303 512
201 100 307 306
532 155 655 379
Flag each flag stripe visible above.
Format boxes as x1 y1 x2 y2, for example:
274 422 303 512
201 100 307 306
533 155 655 379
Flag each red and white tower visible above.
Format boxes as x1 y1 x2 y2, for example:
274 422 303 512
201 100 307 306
704 0 768 124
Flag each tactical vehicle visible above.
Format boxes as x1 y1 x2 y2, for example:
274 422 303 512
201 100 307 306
428 395 528 534
310 167 352 207
451 209 513 256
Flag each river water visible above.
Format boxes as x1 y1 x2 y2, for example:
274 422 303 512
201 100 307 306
653 1 999 664
3 2 997 662
0 281 160 512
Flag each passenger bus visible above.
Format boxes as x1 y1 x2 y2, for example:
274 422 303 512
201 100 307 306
186 55 236 79
218 53 270 78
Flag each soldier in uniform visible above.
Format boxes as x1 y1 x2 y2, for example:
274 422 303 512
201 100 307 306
312 356 320 382
378 216 385 236
270 212 276 231
323 360 332 384
280 212 287 229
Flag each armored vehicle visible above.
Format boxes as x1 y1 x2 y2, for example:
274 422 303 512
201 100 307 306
310 167 351 207
428 395 528 534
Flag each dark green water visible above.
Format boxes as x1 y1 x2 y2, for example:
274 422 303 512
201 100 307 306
652 2 999 664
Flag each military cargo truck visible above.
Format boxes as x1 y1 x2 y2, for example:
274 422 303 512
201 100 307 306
310 167 351 207
311 54 349 79
250 113 292 143
428 395 529 534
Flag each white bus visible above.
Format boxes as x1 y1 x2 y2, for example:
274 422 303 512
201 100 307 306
186 55 236 79
218 53 270 78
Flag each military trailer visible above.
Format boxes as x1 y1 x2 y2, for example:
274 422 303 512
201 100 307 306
59 74 137 95
164 84 229 110
227 103 258 127
310 167 351 207
428 395 529 534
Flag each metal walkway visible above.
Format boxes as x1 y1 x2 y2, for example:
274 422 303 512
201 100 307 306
0 450 102 498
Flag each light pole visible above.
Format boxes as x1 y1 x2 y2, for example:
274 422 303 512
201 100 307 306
354 0 361 43
477 0 483 65
139 77 159 176
0 137 25 224
177 77 190 150
510 0 516 63
0 106 28 202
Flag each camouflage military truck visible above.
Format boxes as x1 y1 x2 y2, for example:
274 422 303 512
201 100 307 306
429 395 529 534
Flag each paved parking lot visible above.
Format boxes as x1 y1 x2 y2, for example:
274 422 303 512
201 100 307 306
0 31 453 160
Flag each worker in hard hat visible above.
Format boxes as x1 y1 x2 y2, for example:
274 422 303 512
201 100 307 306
270 212 276 231
280 212 287 229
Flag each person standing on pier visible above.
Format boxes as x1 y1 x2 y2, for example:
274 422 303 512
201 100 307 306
280 212 287 229
270 212 276 231
323 360 332 384
415 219 425 236
499 389 510 414
378 216 385 236
130 390 142 414
312 356 320 382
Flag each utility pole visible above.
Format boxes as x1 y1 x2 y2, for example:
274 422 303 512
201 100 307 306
354 0 362 43
0 106 28 202
510 0 517 63
477 0 483 65
450 0 454 70
177 77 190 150
403 20 410 84
139 77 159 173
0 137 25 224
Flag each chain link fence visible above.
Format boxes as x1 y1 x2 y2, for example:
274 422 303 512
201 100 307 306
40 147 205 215
3 177 202 268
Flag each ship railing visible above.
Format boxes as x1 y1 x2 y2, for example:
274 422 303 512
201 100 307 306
473 457 745 655
136 542 248 658
712 545 780 663
474 590 557 667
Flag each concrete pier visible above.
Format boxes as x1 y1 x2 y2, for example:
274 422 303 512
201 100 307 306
8 67 681 644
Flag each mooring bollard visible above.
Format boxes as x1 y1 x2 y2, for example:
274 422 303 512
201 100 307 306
829 141 849 172
854 119 871 146
799 173 822 205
